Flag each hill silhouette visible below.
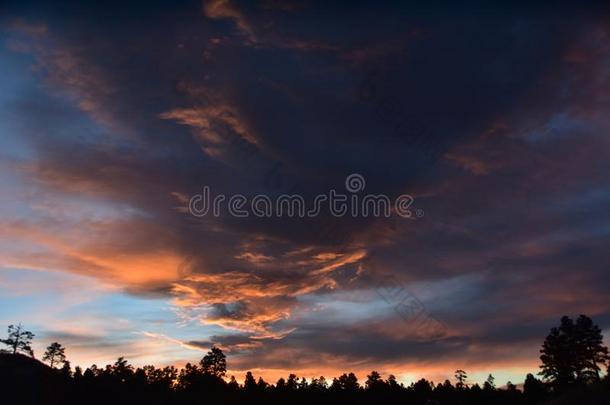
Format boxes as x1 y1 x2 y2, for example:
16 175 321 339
0 353 70 405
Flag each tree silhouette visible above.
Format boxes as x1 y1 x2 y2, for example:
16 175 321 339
0 324 34 356
3 322 610 405
286 373 298 390
143 365 177 389
244 371 257 391
228 375 239 391
523 373 546 402
540 316 575 387
412 378 433 396
61 360 72 377
574 314 609 381
42 342 67 368
483 373 495 391
275 377 286 390
442 379 455 391
73 365 83 380
540 315 609 388
386 374 401 391
257 376 269 391
309 375 328 390
454 369 467 389
177 362 203 390
111 357 134 383
344 372 359 390
297 377 308 390
333 372 359 391
365 370 385 391
200 346 226 378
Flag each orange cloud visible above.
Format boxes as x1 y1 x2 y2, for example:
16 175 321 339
203 0 257 43
160 104 259 145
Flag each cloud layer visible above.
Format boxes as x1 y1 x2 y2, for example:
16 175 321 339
1 0 610 384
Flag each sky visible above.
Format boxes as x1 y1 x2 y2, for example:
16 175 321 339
1 0 610 386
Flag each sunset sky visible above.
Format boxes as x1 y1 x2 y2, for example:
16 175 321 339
1 1 610 386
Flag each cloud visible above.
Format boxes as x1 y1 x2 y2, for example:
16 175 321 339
139 331 209 352
160 102 260 153
1 3 610 382
7 21 123 132
202 0 338 51
203 0 257 43
170 248 368 336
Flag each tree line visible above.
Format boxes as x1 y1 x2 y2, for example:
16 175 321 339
1 315 609 404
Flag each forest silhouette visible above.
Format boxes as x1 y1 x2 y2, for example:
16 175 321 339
1 315 609 405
